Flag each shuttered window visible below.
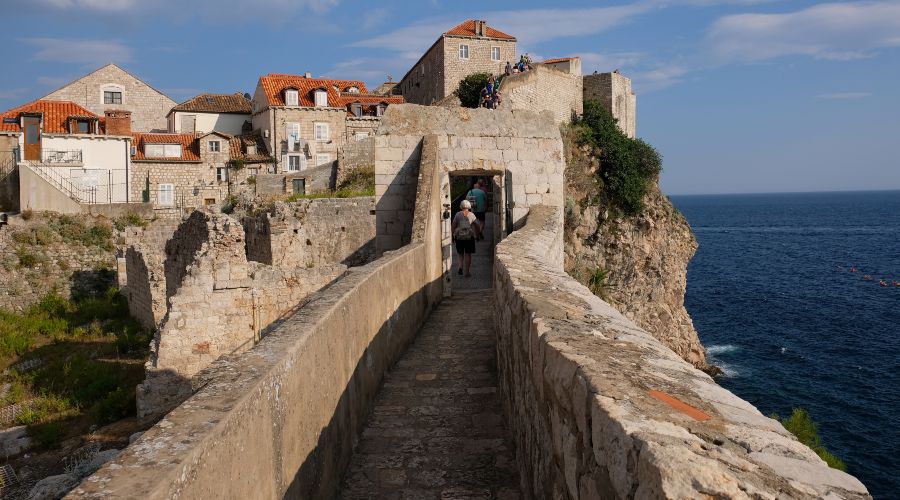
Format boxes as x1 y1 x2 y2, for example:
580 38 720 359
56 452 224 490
158 184 174 206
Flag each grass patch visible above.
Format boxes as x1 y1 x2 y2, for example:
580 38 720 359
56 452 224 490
286 165 375 201
113 212 148 231
773 408 847 471
0 289 151 447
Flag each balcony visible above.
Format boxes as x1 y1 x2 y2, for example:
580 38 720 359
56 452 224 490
41 149 83 165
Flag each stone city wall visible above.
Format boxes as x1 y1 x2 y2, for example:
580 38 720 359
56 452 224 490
254 161 336 197
121 219 181 330
494 205 869 499
502 64 584 125
244 197 375 268
336 135 374 186
135 211 346 417
70 136 446 499
375 104 565 254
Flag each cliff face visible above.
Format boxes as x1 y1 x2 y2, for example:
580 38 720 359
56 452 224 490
563 137 710 370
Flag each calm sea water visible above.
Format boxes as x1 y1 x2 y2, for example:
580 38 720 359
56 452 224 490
671 191 900 499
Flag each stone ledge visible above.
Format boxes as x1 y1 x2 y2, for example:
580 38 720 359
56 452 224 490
493 205 869 499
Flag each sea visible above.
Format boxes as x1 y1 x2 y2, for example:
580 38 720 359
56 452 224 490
670 190 900 499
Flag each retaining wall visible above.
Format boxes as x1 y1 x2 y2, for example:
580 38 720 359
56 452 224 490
502 64 584 125
493 205 869 499
69 136 446 499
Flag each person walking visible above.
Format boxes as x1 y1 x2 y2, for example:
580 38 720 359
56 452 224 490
505 61 512 76
466 181 488 240
453 200 478 277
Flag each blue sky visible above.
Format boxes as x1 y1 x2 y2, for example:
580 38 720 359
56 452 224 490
1 0 898 194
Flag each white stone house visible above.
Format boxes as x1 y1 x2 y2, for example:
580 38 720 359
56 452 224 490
251 73 402 174
167 93 252 136
0 100 132 212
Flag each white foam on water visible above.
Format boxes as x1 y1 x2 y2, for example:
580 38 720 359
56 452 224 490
706 344 739 355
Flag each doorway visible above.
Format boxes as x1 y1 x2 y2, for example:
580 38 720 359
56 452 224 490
446 172 506 294
23 116 41 161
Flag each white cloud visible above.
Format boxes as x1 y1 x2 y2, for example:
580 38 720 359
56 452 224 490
630 64 689 93
33 0 135 11
362 8 390 31
815 92 872 100
707 1 900 62
22 38 133 67
324 54 420 87
21 0 339 23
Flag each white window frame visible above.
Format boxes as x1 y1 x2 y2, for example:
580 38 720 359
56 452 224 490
287 154 304 171
354 132 369 141
209 140 220 152
285 89 299 106
314 122 330 142
315 153 330 166
145 144 182 158
459 44 469 59
216 166 228 182
158 183 174 206
314 89 328 107
286 122 300 151
491 46 501 61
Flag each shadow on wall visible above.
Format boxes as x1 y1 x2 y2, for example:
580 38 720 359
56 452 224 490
285 276 442 498
163 213 211 300
375 141 423 254
70 269 117 299
340 238 375 267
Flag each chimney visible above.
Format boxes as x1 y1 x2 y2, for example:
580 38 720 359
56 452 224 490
475 20 486 37
304 72 313 78
105 110 131 136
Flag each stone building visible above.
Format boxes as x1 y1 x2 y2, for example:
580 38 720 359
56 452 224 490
130 130 270 216
251 73 402 174
41 63 176 133
584 70 637 138
167 92 252 136
397 20 517 105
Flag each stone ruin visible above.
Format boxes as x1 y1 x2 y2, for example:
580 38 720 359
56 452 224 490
121 198 376 417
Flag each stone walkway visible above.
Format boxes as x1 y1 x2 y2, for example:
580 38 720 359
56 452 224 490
339 215 520 499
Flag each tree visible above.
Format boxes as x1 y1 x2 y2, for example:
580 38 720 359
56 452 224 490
455 73 492 108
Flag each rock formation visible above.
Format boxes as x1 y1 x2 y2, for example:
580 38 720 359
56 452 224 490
563 137 710 370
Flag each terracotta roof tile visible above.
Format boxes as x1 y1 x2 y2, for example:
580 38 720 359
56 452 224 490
541 57 576 64
0 100 100 134
229 131 271 162
444 20 515 40
131 132 200 162
259 74 369 107
170 93 251 114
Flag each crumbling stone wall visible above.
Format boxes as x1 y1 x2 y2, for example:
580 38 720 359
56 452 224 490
122 219 180 330
136 211 346 417
503 64 584 125
244 198 375 268
494 206 869 499
336 135 374 186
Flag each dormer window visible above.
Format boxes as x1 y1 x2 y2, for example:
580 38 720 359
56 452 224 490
145 143 182 158
285 89 299 106
314 89 328 107
346 86 360 94
376 103 388 117
350 103 363 117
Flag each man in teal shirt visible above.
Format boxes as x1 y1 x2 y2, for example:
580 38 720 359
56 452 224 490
467 181 487 240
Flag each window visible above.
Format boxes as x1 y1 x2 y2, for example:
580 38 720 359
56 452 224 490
292 178 306 195
145 144 182 158
346 86 360 93
491 46 501 61
248 167 259 178
209 140 220 152
314 89 328 107
77 120 90 134
315 153 330 166
459 44 469 59
104 91 122 104
354 132 369 141
376 104 387 117
285 89 299 106
158 184 174 206
216 167 228 182
204 198 216 206
314 122 330 141
286 122 301 151
351 103 363 117
287 155 303 171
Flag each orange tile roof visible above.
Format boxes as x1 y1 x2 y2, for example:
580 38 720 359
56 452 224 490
131 132 200 162
341 93 405 116
0 100 100 134
171 93 252 114
542 57 577 64
259 74 370 107
444 20 515 40
229 131 271 162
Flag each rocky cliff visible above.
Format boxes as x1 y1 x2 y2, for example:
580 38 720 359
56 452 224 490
562 134 711 371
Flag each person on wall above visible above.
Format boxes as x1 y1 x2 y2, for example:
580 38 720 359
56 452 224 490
505 61 512 76
453 200 478 277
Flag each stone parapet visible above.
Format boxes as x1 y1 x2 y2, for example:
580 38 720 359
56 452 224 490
493 205 869 499
502 64 584 125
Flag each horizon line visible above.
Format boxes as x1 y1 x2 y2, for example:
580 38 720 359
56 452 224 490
665 188 900 197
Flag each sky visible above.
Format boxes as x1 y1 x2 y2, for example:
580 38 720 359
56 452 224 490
0 0 898 195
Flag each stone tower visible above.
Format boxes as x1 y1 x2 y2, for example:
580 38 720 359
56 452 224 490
583 71 637 138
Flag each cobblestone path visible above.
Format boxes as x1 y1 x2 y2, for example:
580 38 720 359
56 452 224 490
340 216 520 499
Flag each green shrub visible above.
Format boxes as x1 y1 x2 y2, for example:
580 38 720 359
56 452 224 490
92 387 134 425
774 408 847 471
455 72 492 108
574 100 662 215
15 394 75 426
15 247 41 268
29 421 66 448
588 267 609 297
21 209 34 221
113 212 148 231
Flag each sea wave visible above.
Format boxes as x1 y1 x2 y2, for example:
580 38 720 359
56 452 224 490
706 344 739 355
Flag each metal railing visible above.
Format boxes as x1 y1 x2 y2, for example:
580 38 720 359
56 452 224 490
41 149 83 164
23 161 130 205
